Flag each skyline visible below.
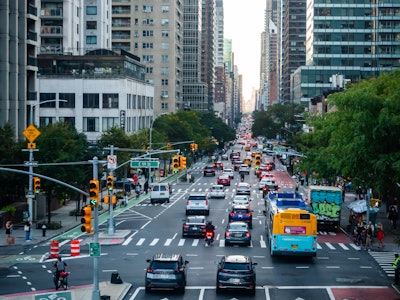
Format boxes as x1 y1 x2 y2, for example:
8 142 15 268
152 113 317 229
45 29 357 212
223 0 266 104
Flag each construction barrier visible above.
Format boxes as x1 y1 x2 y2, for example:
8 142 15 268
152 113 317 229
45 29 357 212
70 239 80 257
50 240 59 258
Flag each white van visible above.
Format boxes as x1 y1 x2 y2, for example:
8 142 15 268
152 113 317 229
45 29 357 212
150 183 170 204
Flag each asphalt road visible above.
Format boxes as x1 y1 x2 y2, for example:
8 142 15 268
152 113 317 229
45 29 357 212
0 145 398 299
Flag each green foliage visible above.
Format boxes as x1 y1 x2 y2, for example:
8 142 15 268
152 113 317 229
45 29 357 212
1 205 16 216
300 70 400 193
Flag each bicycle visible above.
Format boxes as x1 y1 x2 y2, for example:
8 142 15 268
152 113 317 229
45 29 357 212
54 271 70 290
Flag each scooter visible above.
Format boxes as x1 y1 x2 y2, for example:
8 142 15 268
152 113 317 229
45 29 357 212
205 231 214 246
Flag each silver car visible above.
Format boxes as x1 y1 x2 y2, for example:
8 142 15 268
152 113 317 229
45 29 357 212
209 185 226 199
185 193 210 215
223 168 234 179
236 182 251 195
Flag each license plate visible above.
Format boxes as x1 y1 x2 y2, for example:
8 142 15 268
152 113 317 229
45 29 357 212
235 233 242 237
292 245 298 249
230 278 241 284
192 226 198 230
160 192 165 195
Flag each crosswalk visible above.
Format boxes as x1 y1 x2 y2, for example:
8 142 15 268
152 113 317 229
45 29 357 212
121 235 363 251
369 251 396 278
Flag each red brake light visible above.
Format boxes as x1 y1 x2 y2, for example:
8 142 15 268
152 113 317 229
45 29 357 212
147 267 154 273
246 213 251 217
226 232 231 236
229 213 234 216
205 200 209 205
246 232 250 237
186 200 190 205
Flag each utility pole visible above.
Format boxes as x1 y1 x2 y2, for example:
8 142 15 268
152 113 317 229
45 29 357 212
104 145 118 236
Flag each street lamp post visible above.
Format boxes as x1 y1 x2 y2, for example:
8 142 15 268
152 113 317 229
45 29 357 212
26 99 67 226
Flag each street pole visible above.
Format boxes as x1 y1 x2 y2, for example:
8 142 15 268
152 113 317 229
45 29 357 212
91 156 101 300
108 145 115 236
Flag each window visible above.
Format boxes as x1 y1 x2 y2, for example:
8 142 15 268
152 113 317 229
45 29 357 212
59 117 75 127
161 19 169 25
161 55 169 62
142 55 154 62
146 67 153 74
162 6 169 13
40 93 56 107
59 93 76 108
83 117 99 132
86 36 97 44
161 79 169 86
132 95 136 109
162 30 169 37
161 43 169 49
86 6 97 15
102 117 119 131
83 93 99 108
134 30 139 37
142 5 153 12
86 21 97 30
161 103 168 110
142 19 154 25
142 43 153 49
161 91 168 98
102 93 119 108
143 30 154 37
40 117 56 127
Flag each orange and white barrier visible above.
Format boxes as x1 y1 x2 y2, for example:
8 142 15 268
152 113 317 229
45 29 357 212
70 239 80 256
50 240 59 258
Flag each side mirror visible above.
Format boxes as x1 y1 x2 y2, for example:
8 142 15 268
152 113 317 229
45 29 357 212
185 260 189 264
252 262 258 266
146 259 151 263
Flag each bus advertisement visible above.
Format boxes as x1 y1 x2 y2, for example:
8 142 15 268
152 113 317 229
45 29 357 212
264 195 317 257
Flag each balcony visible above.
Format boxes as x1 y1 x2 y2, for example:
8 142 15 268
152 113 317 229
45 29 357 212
27 5 38 17
27 31 37 41
40 8 63 18
41 26 63 36
40 44 62 54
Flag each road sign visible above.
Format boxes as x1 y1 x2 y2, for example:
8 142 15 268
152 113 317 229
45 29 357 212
90 242 101 257
131 160 159 168
34 291 71 300
107 155 117 170
22 124 41 143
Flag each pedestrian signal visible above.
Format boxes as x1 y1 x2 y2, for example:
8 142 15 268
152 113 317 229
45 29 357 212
89 179 99 206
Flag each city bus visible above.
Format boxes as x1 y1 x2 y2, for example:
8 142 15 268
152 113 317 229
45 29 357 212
264 197 317 257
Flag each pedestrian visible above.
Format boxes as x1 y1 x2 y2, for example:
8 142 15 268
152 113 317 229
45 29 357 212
388 205 399 230
24 219 31 241
5 220 13 244
393 254 400 285
376 222 385 248
144 180 149 194
53 257 67 290
365 221 373 251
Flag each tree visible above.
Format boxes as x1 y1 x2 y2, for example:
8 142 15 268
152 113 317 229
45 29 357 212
300 70 400 197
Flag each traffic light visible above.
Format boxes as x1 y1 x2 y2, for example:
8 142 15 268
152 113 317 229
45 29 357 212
172 155 179 173
80 205 93 233
33 177 41 194
254 154 261 170
89 179 99 206
179 155 187 169
107 175 114 192
190 143 195 151
194 143 198 151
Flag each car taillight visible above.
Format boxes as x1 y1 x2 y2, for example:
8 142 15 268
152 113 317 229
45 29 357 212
147 267 154 273
205 200 208 205
229 213 234 217
245 232 250 237
226 232 231 236
186 200 190 205
183 224 189 228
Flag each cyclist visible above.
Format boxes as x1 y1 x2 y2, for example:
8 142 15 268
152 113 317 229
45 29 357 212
53 257 67 290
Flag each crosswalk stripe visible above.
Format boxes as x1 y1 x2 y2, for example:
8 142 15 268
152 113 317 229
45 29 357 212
192 239 199 246
165 238 173 246
136 238 145 246
178 239 185 246
317 243 322 249
338 243 349 250
325 242 335 250
149 238 159 246
349 243 361 250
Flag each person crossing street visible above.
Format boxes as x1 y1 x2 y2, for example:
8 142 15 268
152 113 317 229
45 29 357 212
393 253 400 285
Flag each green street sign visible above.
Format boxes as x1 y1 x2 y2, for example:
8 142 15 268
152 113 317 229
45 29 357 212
90 242 101 257
35 291 71 300
130 160 159 168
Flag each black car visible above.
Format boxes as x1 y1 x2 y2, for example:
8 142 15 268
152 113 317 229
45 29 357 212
182 216 206 237
203 165 216 176
216 255 257 295
145 254 189 294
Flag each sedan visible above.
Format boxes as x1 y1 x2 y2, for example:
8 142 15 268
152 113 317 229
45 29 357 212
217 175 231 186
224 222 251 247
223 168 234 179
259 178 276 190
209 184 226 199
182 216 206 237
228 205 253 228
231 195 251 208
236 182 251 195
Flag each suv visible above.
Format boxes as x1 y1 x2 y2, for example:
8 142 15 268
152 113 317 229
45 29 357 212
203 165 216 176
145 254 189 294
149 183 170 204
186 193 210 215
216 255 257 295
229 205 253 228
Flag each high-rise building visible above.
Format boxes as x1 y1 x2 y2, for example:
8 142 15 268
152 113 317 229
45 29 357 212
111 0 183 116
292 0 400 104
0 0 39 140
182 0 208 111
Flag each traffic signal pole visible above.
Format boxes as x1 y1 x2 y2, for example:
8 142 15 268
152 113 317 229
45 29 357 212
90 156 100 300
107 146 116 236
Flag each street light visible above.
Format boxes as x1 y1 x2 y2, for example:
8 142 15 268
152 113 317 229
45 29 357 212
26 99 67 227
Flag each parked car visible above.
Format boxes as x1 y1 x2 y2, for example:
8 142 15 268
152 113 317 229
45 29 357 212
182 215 206 237
217 174 231 186
228 205 253 228
209 184 226 199
203 165 216 177
223 168 234 179
224 221 251 247
216 255 257 295
236 182 251 195
145 254 189 294
149 183 170 204
186 193 210 215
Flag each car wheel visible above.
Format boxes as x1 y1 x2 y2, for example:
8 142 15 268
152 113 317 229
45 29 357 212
145 286 151 293
249 223 253 229
216 285 221 294
178 286 185 294
250 287 256 295
167 199 170 203
150 200 154 204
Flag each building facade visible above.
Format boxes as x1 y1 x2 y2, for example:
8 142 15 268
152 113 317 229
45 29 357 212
111 0 183 116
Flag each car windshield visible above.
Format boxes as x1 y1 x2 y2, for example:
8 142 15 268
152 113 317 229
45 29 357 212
224 169 232 173
233 208 249 214
188 196 206 200
150 261 178 269
152 185 167 191
229 223 247 230
222 262 251 271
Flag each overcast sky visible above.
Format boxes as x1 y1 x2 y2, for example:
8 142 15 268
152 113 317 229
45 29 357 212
223 0 266 104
